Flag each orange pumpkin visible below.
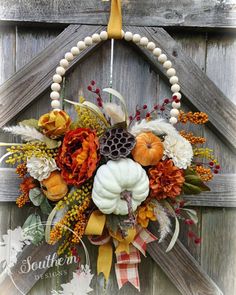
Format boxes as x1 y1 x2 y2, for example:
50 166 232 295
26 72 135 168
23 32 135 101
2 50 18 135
41 171 68 201
131 132 164 166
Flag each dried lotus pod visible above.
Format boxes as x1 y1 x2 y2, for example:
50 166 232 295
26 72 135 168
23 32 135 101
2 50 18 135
100 128 136 160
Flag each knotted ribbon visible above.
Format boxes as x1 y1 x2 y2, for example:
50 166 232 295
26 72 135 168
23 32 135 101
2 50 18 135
85 211 157 290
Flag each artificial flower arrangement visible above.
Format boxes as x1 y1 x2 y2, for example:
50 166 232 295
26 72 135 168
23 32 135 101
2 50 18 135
1 80 220 291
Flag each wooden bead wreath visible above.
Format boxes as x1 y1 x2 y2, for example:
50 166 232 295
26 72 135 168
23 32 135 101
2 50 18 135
50 30 182 125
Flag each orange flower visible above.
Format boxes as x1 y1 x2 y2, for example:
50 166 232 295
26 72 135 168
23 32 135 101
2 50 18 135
38 110 71 139
57 128 100 186
149 159 185 200
137 203 157 228
16 177 38 207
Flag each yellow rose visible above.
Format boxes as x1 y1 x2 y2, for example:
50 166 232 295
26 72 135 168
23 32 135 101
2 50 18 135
38 110 71 139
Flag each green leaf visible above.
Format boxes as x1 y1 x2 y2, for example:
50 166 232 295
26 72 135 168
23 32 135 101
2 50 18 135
23 214 44 245
29 188 45 206
40 198 52 215
183 168 210 194
19 119 39 129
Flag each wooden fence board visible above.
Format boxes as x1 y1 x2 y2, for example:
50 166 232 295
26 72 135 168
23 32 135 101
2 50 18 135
124 26 236 152
0 0 236 29
147 223 224 295
0 24 105 128
1 168 235 206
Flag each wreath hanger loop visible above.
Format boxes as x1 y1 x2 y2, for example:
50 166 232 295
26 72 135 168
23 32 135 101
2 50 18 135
107 0 123 39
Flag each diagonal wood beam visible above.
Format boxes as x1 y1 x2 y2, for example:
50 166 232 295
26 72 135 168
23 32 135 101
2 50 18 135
124 26 236 152
0 168 235 207
0 25 105 127
147 222 224 295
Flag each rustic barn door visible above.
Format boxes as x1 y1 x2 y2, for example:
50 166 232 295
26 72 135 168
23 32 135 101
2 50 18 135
0 6 236 294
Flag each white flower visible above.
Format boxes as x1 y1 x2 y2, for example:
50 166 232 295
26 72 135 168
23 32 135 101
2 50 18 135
163 133 193 169
27 156 58 181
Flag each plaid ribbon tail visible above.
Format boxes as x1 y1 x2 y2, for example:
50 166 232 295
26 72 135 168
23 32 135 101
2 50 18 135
115 263 140 291
132 228 158 257
115 244 141 291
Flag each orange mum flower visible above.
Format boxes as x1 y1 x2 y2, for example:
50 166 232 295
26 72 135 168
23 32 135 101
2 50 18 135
57 128 100 186
148 159 185 200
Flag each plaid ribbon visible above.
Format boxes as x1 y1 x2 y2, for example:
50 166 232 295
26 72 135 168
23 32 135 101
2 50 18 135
114 227 158 291
132 227 158 257
115 244 141 291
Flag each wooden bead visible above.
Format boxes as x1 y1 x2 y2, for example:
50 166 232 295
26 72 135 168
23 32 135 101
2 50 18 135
147 42 155 51
60 59 69 68
153 47 162 57
172 92 182 99
77 41 86 50
163 60 172 69
140 37 149 46
170 108 180 117
132 34 141 43
166 68 176 77
56 66 65 76
158 54 167 63
65 52 74 61
84 36 93 46
51 83 61 92
100 31 108 40
53 74 62 83
51 100 61 109
172 101 181 109
169 117 178 124
171 84 181 93
92 33 101 43
169 76 179 84
50 91 60 100
124 32 133 41
71 46 80 55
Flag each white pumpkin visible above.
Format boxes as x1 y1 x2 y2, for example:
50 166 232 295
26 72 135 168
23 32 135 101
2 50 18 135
92 158 149 215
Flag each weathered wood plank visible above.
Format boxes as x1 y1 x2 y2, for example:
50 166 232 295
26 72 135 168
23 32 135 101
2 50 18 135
184 174 236 207
0 0 236 29
0 242 58 295
0 168 235 207
0 24 105 127
123 26 236 151
147 223 224 295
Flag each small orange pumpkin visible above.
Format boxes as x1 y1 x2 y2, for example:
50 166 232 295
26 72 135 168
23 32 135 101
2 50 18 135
41 171 68 201
131 132 164 166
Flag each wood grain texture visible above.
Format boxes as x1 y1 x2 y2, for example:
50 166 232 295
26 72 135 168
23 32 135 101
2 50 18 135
0 0 236 29
147 222 223 295
0 24 105 127
124 26 236 152
200 31 236 295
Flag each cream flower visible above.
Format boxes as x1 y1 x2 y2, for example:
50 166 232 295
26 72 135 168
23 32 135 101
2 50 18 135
163 133 193 169
26 156 58 181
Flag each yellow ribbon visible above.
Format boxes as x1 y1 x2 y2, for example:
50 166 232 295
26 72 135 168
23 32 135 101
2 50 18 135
107 0 122 39
97 242 113 281
85 210 106 235
85 211 112 281
110 228 137 254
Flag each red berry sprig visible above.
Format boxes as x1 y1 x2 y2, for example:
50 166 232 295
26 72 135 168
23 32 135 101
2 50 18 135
87 80 103 108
